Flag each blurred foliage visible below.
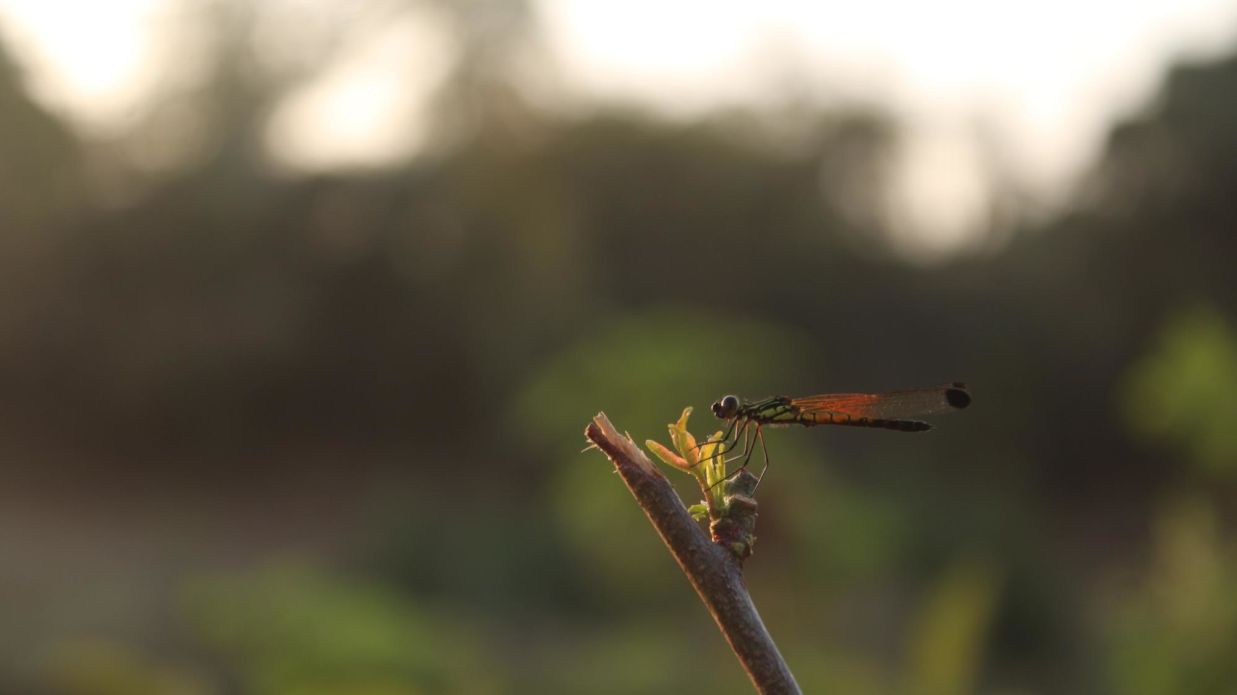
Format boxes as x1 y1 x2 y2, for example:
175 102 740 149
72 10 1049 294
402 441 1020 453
184 564 495 695
43 640 211 695
1106 497 1237 695
1123 306 1237 476
784 463 912 584
1 2 1237 693
905 560 1000 695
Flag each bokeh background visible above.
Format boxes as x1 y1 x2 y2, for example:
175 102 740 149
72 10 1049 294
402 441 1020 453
3 1 1237 693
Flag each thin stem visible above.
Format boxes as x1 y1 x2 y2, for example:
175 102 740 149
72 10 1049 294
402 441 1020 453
584 412 802 695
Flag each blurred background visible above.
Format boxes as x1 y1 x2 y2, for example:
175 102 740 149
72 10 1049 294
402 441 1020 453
2 0 1237 693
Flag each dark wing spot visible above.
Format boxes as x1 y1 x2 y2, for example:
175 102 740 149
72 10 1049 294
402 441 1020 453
946 386 972 409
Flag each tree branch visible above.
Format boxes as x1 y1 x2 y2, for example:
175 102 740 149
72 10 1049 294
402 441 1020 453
584 412 802 695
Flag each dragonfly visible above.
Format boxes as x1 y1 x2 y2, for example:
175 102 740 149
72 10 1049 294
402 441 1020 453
705 382 971 486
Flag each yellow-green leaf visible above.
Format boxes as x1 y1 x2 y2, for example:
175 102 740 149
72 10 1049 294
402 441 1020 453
668 407 699 467
646 439 689 470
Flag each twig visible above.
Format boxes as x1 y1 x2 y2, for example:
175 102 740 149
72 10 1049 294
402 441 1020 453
585 412 802 695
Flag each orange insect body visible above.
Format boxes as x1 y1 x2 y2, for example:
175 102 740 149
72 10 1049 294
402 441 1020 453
706 383 971 486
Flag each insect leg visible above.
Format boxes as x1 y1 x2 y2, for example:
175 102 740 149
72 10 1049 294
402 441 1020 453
708 422 763 490
724 421 758 471
752 426 771 491
712 417 744 457
690 416 742 461
722 422 747 464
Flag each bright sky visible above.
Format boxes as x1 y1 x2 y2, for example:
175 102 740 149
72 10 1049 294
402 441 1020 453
2 0 1236 253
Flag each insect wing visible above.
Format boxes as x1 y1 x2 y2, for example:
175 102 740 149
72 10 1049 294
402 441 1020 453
790 383 970 419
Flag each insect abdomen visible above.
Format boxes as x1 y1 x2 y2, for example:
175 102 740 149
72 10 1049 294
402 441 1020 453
800 411 932 432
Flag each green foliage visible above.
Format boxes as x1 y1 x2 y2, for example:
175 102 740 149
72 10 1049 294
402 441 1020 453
1106 497 1237 695
785 464 910 583
1123 306 1237 476
789 651 890 695
905 560 1000 695
524 621 748 694
184 564 495 695
42 640 210 695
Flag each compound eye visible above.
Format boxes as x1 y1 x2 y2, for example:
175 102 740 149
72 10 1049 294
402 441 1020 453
712 394 739 418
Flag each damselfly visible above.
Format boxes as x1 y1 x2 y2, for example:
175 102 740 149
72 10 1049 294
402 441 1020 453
707 383 971 485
